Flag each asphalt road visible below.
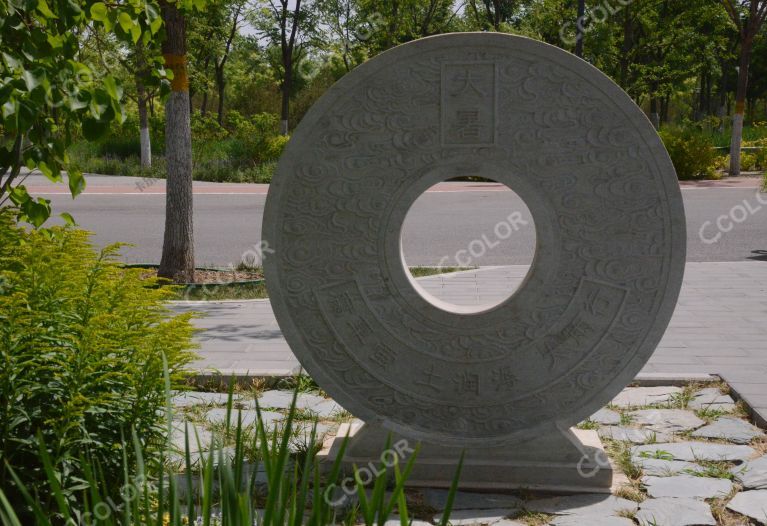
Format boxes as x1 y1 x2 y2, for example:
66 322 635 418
32 174 767 267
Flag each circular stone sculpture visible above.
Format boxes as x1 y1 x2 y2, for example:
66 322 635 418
263 33 686 448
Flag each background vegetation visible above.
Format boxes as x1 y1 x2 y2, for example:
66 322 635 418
0 209 197 518
65 0 767 183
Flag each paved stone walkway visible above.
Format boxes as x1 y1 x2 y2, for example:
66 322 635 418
171 383 767 524
170 261 767 424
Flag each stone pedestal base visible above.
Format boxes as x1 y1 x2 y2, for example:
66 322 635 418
319 422 615 493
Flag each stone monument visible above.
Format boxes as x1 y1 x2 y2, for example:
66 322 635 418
262 33 686 491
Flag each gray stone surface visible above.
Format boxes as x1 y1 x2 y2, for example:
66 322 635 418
636 497 716 526
433 508 516 525
611 386 683 408
384 520 433 526
524 495 638 516
549 517 635 526
252 389 294 409
171 391 236 407
691 416 764 444
633 457 704 477
262 32 686 447
732 455 767 490
170 421 213 452
726 490 767 524
423 489 522 511
629 409 705 434
642 474 733 499
599 426 670 444
688 387 736 411
205 408 282 428
383 520 434 526
244 390 330 411
309 399 343 418
633 441 756 462
590 408 622 425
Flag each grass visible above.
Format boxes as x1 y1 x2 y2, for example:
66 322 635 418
515 510 553 526
686 460 737 480
0 376 465 525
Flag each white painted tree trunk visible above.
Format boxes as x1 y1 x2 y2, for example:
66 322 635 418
280 119 289 136
139 126 151 168
650 113 660 130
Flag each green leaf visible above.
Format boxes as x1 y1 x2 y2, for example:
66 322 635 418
60 212 76 226
103 75 121 101
68 168 85 197
22 68 45 91
38 160 52 179
2 52 21 70
90 2 108 21
130 22 141 43
21 196 51 227
47 33 64 48
117 11 133 32
36 0 57 18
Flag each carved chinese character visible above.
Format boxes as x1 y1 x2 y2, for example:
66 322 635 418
415 364 443 392
453 371 480 395
347 318 373 343
491 366 517 392
456 110 482 140
329 291 354 315
450 68 487 97
370 344 397 370
561 317 593 345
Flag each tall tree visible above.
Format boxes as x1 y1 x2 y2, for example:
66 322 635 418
158 0 195 281
721 0 767 175
256 0 317 135
575 0 585 57
466 0 518 31
213 0 245 123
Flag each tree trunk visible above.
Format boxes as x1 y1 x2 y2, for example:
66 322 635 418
216 67 225 125
280 61 291 135
649 97 660 130
575 0 585 57
729 37 753 177
137 82 152 169
158 0 195 282
201 90 208 116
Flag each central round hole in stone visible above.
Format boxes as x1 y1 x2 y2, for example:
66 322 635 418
400 178 537 314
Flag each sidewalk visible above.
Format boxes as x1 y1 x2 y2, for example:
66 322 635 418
171 262 767 425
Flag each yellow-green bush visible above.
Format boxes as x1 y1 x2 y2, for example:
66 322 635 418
659 129 719 180
0 209 197 518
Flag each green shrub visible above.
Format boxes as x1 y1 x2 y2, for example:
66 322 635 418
0 209 197 519
95 113 166 159
659 129 719 180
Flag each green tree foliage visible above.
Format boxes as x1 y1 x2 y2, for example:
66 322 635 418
0 0 167 226
0 208 197 519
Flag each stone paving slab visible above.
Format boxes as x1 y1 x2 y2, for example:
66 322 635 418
172 262 767 424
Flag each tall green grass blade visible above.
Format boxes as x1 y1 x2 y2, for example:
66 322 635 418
393 458 409 526
35 431 72 522
438 450 465 526
0 488 24 526
4 464 51 525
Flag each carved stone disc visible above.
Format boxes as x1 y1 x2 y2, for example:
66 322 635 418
263 33 686 447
